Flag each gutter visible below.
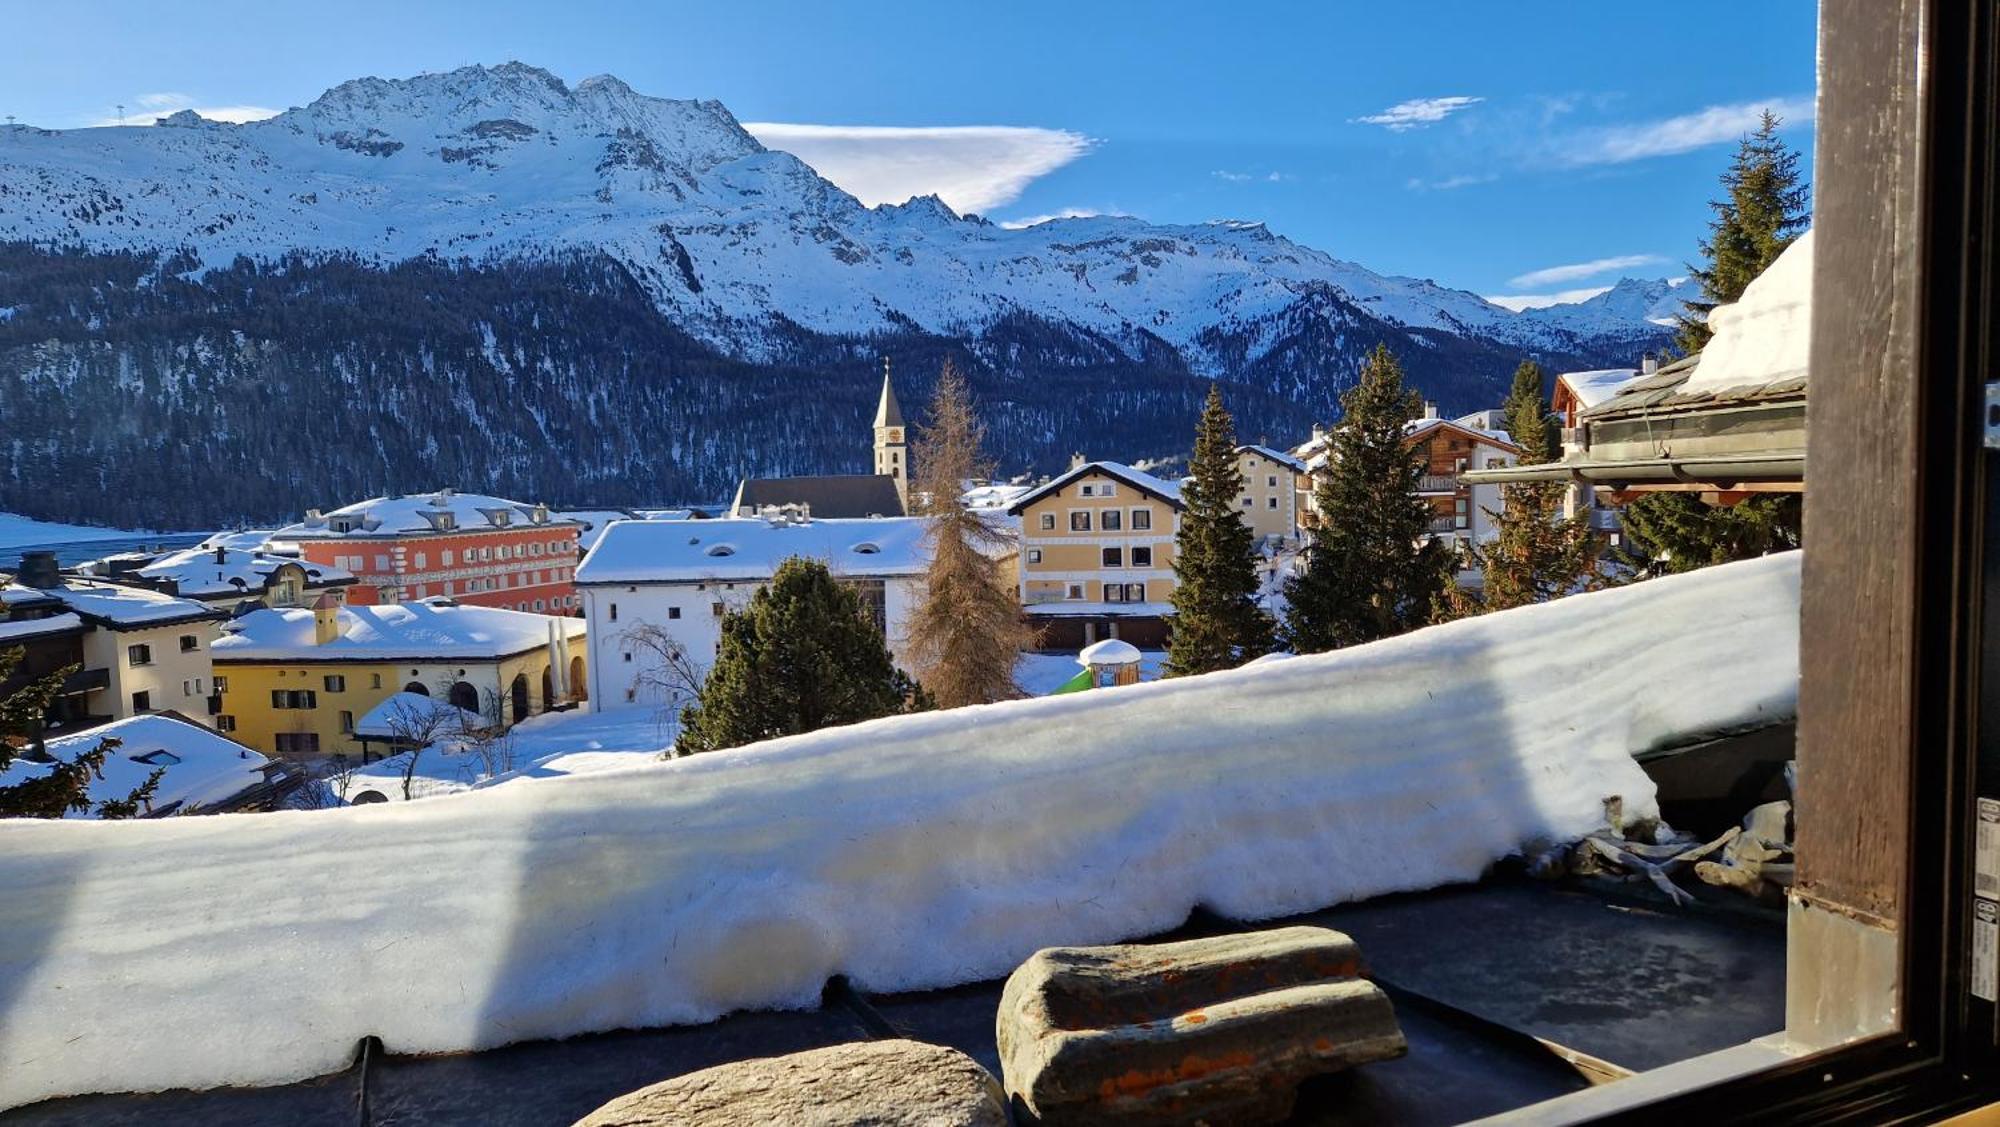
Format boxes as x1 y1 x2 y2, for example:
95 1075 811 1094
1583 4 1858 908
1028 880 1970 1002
1460 453 1805 489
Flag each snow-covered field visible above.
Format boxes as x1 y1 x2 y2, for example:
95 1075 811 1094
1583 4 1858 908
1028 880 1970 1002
335 707 677 804
0 553 1801 1108
0 512 155 551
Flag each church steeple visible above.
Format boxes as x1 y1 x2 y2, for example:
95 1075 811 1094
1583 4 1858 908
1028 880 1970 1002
872 357 908 509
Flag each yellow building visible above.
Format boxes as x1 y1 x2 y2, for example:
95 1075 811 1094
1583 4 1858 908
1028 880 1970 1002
1233 444 1311 542
1006 461 1185 650
211 596 586 762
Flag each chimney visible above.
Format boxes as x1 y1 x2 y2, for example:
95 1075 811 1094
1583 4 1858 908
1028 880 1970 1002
311 593 341 646
1070 452 1087 471
1642 355 1660 376
1421 401 1439 420
17 551 60 590
214 545 228 565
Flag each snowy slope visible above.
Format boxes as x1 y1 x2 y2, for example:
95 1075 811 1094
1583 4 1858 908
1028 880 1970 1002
0 552 1799 1107
0 62 1672 375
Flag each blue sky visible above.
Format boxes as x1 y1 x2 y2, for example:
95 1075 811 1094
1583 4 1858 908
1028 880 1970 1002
0 2 1818 302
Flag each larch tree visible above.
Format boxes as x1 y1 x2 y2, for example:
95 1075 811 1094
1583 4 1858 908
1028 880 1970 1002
1166 385 1274 675
675 557 924 754
1471 361 1598 610
1627 110 1809 572
0 647 157 818
1283 344 1454 652
905 360 1034 707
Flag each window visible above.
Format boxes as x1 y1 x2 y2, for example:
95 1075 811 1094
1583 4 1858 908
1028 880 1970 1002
623 652 633 662
339 710 354 734
1080 483 1095 497
668 606 682 619
1102 510 1122 532
271 689 289 710
1268 475 1278 487
132 750 182 766
274 733 320 756
216 715 236 732
1242 496 1254 507
1102 547 1123 567
534 599 545 611
370 673 382 689
1027 549 1043 564
179 634 199 652
442 549 454 566
1132 546 1153 568
323 675 346 692
127 643 152 666
1066 583 1085 600
1125 583 1146 602
274 690 317 709
182 680 193 696
1268 496 1279 509
1131 509 1151 531
1070 511 1092 532
1455 499 1469 529
609 603 619 622
214 675 229 693
711 603 725 617
374 555 391 571
1039 513 1056 530
131 690 150 712
1105 584 1125 603
414 552 427 569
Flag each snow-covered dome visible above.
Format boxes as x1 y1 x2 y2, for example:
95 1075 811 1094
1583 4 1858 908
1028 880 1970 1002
1078 638 1143 666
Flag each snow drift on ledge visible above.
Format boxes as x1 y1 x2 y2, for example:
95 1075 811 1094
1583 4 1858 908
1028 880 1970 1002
0 552 1801 1108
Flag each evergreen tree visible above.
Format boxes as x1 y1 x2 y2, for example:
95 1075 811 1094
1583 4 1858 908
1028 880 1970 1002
1167 385 1275 675
1473 361 1598 610
905 360 1034 706
0 647 157 818
1619 493 1803 576
1673 110 1810 356
676 557 923 754
1284 345 1454 652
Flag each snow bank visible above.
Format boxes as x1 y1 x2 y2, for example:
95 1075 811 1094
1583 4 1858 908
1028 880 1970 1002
0 553 1801 1108
1682 230 1813 398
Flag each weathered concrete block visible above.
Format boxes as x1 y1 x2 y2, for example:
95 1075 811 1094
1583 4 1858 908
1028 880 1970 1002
997 926 1406 1125
572 1038 1008 1127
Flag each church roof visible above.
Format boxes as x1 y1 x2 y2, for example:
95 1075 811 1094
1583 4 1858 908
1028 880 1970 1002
732 475 907 519
873 368 905 429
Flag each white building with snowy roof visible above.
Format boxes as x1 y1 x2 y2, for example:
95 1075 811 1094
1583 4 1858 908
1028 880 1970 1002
574 515 930 709
88 544 360 611
272 489 584 613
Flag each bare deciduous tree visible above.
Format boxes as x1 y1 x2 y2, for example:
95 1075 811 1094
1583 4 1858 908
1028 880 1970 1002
621 622 707 747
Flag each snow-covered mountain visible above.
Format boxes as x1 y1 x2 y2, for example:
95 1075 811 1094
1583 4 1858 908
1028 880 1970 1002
0 63 1682 528
0 62 1670 372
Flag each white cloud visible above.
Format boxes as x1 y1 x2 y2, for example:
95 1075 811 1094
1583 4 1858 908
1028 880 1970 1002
742 122 1093 214
1507 253 1667 289
1558 97 1814 165
88 92 281 127
1212 169 1292 184
1352 96 1483 132
999 207 1127 229
1405 173 1496 191
1484 286 1615 312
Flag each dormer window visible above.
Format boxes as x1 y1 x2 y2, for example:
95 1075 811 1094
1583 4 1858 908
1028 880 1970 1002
853 543 881 555
706 545 736 557
131 750 182 766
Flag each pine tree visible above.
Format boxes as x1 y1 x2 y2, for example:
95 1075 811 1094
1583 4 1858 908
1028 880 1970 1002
0 647 157 819
1167 386 1275 675
1619 493 1803 575
905 360 1034 707
1284 345 1454 652
1472 361 1598 610
675 557 923 754
1674 110 1810 356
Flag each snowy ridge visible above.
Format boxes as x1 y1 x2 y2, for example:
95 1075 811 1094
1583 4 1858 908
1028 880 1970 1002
0 552 1800 1108
0 62 1673 375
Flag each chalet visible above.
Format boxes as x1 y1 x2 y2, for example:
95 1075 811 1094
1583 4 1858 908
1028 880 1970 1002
1005 461 1185 650
1549 367 1652 548
1293 409 1522 553
574 515 930 708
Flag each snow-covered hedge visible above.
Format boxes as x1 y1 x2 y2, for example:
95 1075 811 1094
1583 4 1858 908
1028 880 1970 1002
0 552 1800 1108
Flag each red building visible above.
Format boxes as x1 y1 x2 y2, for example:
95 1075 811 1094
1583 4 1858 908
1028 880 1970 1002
274 491 583 612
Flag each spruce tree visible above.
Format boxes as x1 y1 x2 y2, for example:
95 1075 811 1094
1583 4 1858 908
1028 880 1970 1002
1284 345 1454 652
1167 385 1275 675
0 647 157 819
1473 361 1598 610
1619 493 1803 575
1673 110 1810 356
676 557 923 754
905 360 1034 706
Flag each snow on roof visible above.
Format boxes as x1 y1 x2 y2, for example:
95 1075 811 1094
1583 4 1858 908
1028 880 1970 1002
1078 638 1143 665
134 547 354 597
1405 416 1518 449
1 714 273 818
961 482 1036 510
0 612 83 643
213 600 583 661
353 692 487 740
555 510 640 552
23 579 221 628
276 490 580 539
1680 229 1813 398
1557 369 1644 410
578 516 931 585
0 552 1802 1106
1005 461 1186 514
1235 445 1309 473
194 529 282 553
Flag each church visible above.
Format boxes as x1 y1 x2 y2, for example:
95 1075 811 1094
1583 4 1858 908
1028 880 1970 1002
729 360 910 519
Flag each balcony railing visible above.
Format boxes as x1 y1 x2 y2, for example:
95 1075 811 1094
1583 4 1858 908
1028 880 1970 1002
1417 474 1461 493
60 667 110 696
1427 516 1463 534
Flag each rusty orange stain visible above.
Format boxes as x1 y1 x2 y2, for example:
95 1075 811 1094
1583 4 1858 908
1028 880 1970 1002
1096 1050 1259 1100
1182 1011 1207 1025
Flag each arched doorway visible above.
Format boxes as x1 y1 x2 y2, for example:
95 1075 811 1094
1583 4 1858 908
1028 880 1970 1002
403 681 430 697
510 674 529 724
570 655 587 702
541 667 554 713
447 681 479 715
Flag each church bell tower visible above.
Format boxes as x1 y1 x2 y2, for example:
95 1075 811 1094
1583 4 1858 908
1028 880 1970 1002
873 357 908 509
